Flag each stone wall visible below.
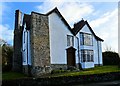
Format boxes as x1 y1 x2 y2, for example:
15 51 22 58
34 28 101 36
30 12 50 76
13 29 22 72
2 72 120 86
51 64 67 70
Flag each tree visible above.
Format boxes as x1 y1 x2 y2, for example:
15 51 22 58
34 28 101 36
2 43 13 72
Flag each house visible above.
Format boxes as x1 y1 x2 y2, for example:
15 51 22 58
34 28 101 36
13 7 103 76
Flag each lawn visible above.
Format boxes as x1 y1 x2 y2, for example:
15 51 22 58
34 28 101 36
45 65 120 77
2 66 120 80
2 72 27 80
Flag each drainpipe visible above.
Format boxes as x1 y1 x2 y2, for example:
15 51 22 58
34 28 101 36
26 31 28 65
76 36 82 69
26 30 30 74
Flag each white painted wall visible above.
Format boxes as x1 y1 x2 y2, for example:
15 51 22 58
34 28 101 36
48 12 73 64
22 24 31 65
81 62 94 69
98 41 103 65
93 38 99 65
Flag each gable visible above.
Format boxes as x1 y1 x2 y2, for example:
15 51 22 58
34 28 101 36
46 7 74 35
73 20 104 41
80 24 92 34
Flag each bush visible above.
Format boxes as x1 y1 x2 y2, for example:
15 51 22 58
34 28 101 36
102 51 120 66
2 65 12 72
51 69 67 74
2 44 13 72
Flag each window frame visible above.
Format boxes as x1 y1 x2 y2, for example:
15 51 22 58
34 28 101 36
81 49 94 62
67 35 74 47
80 32 93 46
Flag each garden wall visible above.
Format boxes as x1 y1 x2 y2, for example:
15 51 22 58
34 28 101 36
2 72 120 86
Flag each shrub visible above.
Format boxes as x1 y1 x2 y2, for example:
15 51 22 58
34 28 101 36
102 51 120 65
51 69 67 74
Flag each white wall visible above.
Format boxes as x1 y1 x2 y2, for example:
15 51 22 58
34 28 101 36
98 41 103 65
93 38 99 65
48 12 73 64
22 24 31 65
81 62 94 69
48 12 103 67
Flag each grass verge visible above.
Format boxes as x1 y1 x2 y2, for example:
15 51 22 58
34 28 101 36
2 72 27 80
46 65 120 77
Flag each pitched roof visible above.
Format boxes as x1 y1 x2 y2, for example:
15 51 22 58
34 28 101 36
46 7 74 35
30 7 103 41
73 20 104 41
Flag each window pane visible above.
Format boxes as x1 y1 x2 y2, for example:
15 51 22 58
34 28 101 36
80 33 84 45
67 35 74 46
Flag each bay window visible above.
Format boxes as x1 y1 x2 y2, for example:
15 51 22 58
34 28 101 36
81 50 93 62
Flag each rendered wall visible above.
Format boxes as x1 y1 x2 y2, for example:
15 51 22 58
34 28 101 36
48 12 73 65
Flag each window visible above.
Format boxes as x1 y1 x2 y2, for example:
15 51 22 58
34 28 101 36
24 31 25 43
80 32 93 46
81 50 93 62
67 35 74 46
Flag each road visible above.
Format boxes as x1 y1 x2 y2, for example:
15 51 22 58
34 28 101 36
73 80 120 86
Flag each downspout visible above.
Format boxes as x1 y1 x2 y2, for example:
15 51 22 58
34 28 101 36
76 36 82 69
26 31 28 65
26 30 29 74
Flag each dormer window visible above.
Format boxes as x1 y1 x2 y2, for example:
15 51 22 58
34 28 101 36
67 35 74 46
80 32 93 46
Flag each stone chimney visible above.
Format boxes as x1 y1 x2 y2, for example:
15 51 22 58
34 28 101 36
30 12 51 76
13 10 23 72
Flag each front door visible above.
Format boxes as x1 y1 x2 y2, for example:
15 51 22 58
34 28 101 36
66 47 76 66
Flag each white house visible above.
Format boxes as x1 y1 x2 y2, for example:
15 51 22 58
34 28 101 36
13 7 103 75
47 7 103 69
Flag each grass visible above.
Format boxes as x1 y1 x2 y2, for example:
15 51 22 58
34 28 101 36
2 71 28 80
2 66 120 80
46 65 120 77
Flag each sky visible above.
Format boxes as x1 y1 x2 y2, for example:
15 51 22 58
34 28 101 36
0 1 119 52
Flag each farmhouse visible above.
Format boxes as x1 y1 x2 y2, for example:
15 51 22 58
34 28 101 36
13 7 103 76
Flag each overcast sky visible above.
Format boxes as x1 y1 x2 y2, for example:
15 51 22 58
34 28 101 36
0 1 119 52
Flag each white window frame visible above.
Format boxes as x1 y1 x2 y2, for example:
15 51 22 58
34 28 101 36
67 35 74 47
81 50 94 62
80 32 93 46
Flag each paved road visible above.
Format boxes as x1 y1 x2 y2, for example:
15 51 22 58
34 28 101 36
73 80 120 86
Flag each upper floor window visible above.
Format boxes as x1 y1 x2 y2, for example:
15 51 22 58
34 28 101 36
80 32 93 46
67 35 74 46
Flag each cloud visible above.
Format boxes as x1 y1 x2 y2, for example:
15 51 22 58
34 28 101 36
36 1 94 27
0 3 13 45
89 8 118 52
36 2 118 52
59 3 94 26
90 9 117 28
0 24 14 45
0 3 6 22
